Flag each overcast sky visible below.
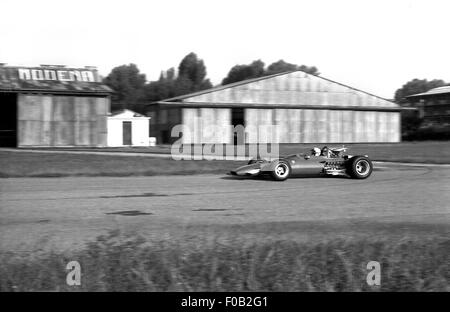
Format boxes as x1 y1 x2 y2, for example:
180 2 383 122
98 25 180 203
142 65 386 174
1 0 449 99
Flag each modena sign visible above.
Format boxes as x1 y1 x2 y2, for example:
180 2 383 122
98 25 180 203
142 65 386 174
18 68 96 82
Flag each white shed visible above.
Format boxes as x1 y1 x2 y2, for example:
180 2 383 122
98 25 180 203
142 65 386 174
107 109 150 146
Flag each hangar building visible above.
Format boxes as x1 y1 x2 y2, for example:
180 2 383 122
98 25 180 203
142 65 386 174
0 64 112 147
147 70 401 144
406 86 450 134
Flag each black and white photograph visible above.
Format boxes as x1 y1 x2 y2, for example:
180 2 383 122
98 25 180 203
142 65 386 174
0 0 449 300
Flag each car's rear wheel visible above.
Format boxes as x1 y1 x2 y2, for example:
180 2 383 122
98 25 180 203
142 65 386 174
346 156 373 179
271 161 291 181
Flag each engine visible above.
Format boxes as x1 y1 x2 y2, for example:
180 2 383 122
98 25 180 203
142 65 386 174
323 160 346 175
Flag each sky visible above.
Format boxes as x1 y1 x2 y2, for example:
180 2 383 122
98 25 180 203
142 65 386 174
1 0 449 99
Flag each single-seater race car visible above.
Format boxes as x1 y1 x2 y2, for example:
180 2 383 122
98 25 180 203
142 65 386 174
230 146 373 181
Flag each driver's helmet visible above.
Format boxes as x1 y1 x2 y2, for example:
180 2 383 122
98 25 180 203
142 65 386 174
321 146 329 156
311 147 321 156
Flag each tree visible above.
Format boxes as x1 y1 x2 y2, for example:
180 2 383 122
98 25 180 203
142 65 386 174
177 52 212 93
103 64 147 111
221 59 320 85
297 64 320 76
394 78 447 104
142 68 177 102
222 60 265 85
265 60 299 75
265 60 320 76
141 53 213 104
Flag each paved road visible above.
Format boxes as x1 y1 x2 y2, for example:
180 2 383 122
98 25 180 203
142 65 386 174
1 163 449 252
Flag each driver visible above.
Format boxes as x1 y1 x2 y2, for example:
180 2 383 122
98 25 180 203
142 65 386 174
311 147 321 156
321 146 330 157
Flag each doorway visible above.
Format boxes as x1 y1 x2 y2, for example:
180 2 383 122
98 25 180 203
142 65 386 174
0 93 17 147
122 121 132 145
231 108 245 145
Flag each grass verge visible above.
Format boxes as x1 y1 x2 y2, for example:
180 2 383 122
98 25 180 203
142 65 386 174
0 151 245 178
1 228 448 291
1 141 449 177
25 141 450 163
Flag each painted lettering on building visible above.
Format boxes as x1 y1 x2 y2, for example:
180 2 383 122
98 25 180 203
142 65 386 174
18 68 96 82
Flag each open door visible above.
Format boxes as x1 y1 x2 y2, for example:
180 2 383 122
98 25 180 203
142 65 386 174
0 93 17 147
231 108 245 145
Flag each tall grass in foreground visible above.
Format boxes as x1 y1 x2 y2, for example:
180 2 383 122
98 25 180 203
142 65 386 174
0 231 448 291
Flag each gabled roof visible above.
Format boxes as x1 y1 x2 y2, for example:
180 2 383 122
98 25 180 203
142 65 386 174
153 70 398 110
160 71 296 102
407 86 450 98
109 109 149 118
159 70 395 104
0 65 113 95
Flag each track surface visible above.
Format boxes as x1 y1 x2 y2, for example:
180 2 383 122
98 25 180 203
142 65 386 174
1 163 449 251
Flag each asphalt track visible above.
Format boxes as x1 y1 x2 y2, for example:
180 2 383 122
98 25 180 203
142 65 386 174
1 163 449 252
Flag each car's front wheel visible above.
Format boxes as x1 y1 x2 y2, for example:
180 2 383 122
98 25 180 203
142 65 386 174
346 156 373 179
271 161 291 181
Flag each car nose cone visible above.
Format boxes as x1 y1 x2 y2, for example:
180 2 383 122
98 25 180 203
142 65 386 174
230 163 262 176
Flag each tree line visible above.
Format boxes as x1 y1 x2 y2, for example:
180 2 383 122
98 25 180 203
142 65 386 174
103 52 320 113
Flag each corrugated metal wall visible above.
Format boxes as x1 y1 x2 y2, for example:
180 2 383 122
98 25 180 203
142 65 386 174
181 107 400 144
181 108 231 144
245 108 399 143
18 94 109 147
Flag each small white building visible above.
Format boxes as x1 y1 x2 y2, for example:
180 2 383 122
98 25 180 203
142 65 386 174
107 109 150 146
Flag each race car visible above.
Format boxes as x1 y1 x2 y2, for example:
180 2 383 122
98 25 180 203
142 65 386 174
230 146 373 181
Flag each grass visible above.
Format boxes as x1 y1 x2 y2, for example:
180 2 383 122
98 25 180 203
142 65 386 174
22 141 450 164
0 151 246 178
0 141 449 177
0 225 448 292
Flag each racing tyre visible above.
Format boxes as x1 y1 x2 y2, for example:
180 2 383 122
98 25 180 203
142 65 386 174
346 156 373 179
271 160 291 181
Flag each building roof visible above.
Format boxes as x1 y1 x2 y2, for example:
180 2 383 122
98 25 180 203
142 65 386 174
152 70 399 110
160 71 296 102
0 65 113 95
406 86 450 98
109 109 149 118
